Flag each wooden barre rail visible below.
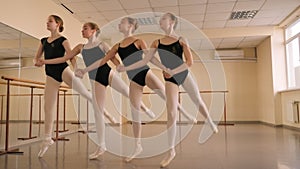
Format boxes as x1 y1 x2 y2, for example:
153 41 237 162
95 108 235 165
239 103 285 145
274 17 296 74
1 76 70 89
143 90 230 125
0 76 72 156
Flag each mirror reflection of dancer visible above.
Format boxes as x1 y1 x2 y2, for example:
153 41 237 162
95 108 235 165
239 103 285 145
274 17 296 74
33 15 113 158
37 22 156 159
117 13 218 167
76 17 196 162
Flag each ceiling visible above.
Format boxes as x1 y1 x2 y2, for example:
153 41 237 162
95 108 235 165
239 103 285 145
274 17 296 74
50 0 299 49
0 0 299 62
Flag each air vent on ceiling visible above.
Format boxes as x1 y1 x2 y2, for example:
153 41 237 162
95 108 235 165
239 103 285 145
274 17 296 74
136 17 157 25
230 10 258 20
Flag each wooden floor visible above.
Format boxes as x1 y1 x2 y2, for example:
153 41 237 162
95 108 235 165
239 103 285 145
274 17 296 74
0 123 300 169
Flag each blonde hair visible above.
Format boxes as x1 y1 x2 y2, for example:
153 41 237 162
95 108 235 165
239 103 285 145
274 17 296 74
84 22 101 37
166 12 178 29
124 17 139 33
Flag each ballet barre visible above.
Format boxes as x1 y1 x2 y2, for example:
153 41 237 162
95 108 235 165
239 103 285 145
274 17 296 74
143 90 231 125
179 90 232 125
0 76 69 156
1 95 3 124
78 98 96 134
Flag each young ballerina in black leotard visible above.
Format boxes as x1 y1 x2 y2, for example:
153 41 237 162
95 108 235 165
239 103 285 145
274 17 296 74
38 22 156 159
117 13 218 167
76 17 196 162
33 15 118 158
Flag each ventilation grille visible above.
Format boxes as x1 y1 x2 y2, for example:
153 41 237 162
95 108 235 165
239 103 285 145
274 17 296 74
230 10 258 20
136 17 157 25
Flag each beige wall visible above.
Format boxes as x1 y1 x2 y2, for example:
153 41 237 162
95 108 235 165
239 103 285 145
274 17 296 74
0 0 84 47
256 37 276 124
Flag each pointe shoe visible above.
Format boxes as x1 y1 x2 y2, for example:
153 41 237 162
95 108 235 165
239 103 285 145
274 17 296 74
191 118 198 124
89 146 107 160
209 120 218 133
108 116 117 124
145 109 156 119
212 123 219 133
38 138 54 158
105 113 117 124
160 150 176 168
125 144 143 162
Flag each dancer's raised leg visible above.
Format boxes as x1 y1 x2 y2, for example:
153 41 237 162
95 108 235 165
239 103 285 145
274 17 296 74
181 73 218 133
145 71 196 123
109 71 155 118
62 67 116 123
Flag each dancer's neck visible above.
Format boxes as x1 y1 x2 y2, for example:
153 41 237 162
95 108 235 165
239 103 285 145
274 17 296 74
123 31 132 38
86 34 100 48
50 31 60 39
165 29 178 39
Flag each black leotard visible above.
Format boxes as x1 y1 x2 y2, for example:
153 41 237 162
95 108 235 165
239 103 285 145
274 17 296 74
41 36 68 82
117 40 150 86
157 39 188 85
81 45 111 86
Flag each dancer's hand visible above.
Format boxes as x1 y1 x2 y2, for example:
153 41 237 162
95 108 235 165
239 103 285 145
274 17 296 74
163 68 174 78
34 59 44 67
75 69 85 79
116 65 126 72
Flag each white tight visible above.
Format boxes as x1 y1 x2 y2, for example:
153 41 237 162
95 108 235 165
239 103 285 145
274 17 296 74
165 73 213 149
129 70 165 145
109 71 152 114
44 67 93 138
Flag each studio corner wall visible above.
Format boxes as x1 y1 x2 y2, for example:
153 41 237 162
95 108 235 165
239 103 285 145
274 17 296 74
256 27 286 125
257 37 275 124
0 0 83 47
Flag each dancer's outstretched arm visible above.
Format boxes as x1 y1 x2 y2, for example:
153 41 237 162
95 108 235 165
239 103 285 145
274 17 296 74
101 42 121 66
81 43 118 74
117 39 167 72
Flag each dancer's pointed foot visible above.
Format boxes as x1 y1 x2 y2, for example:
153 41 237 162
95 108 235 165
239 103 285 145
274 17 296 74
38 138 54 158
211 122 219 133
89 146 107 160
160 149 176 168
105 113 117 124
191 117 198 124
125 144 143 162
207 119 218 133
145 109 156 119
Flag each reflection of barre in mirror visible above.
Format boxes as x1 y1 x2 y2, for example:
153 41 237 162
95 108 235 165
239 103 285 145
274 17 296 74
117 12 220 167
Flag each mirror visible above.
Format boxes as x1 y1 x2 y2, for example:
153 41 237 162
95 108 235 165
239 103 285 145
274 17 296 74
0 22 39 69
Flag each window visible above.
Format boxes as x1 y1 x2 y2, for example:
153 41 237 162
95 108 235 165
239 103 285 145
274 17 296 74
285 18 300 88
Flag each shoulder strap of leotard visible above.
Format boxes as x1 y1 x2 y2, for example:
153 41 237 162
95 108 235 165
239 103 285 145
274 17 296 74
118 39 139 48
